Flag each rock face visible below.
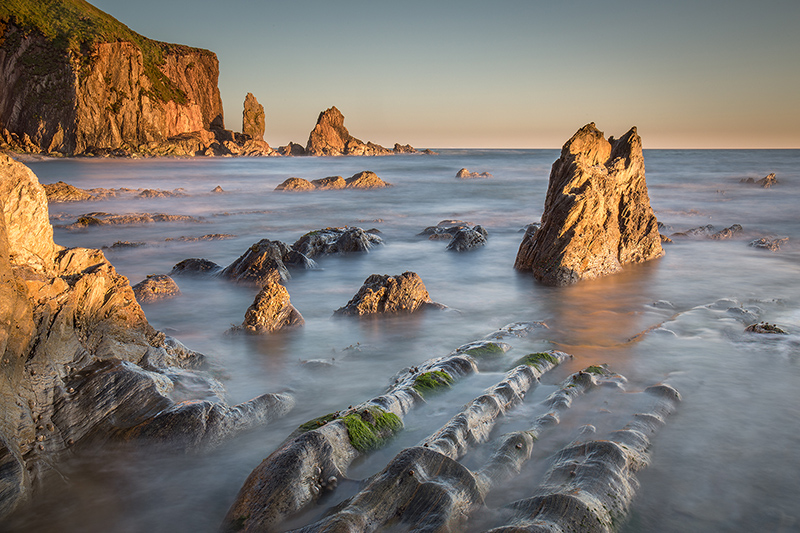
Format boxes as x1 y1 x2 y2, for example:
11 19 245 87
0 6 224 155
514 123 663 286
0 153 293 518
236 281 304 334
242 93 265 142
334 271 443 316
304 106 416 156
292 227 383 258
132 274 181 303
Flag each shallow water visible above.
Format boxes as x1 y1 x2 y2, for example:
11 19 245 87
9 149 800 532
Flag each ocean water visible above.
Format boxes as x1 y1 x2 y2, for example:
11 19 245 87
10 149 800 532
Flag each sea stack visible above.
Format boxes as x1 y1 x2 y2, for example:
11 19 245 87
242 93 266 142
514 123 663 286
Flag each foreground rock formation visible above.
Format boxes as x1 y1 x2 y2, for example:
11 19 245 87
305 106 417 156
0 153 293 518
514 123 663 285
334 271 444 316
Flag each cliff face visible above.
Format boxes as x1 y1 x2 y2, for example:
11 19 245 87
0 7 224 155
514 123 663 285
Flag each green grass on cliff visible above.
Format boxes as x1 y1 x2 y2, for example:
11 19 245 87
0 0 203 104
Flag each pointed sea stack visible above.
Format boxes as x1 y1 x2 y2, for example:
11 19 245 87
514 123 663 286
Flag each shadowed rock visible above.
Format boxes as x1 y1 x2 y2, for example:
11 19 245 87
741 173 778 188
447 224 488 251
133 274 181 303
749 236 788 251
170 257 222 276
219 239 291 286
514 123 663 286
311 176 346 189
234 280 304 334
334 271 444 316
292 227 383 258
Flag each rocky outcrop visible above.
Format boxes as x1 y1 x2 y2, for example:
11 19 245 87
514 123 663 286
132 274 181 303
234 281 304 334
749 236 788 251
219 239 292 287
741 173 778 188
447 224 488 251
242 93 265 142
304 106 417 156
456 168 493 179
275 172 390 191
278 142 306 156
334 271 444 316
0 153 293 518
292 227 383 258
170 257 222 276
42 181 94 202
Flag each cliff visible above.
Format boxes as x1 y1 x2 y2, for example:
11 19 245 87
514 123 663 285
0 0 224 155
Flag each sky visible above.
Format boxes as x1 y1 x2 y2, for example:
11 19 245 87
88 0 800 149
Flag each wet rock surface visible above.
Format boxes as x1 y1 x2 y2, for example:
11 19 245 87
234 280 305 334
291 227 383 258
456 168 493 179
514 123 663 285
446 224 488 251
334 271 444 316
132 274 182 303
0 154 293 518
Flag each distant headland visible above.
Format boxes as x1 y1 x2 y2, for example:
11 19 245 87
0 0 425 157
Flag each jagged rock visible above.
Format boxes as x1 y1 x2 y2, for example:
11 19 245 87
446 224 488 251
242 93 265 142
104 241 146 249
275 177 315 191
311 176 346 190
61 212 202 229
219 239 291 286
749 236 788 251
234 281 304 334
170 257 222 276
345 171 391 189
709 223 743 240
211 185 225 193
455 168 493 179
132 274 181 303
745 322 788 334
334 271 444 316
393 143 417 154
292 227 383 258
0 154 293 518
165 233 236 242
137 188 187 198
418 220 471 238
514 123 663 286
741 173 778 188
43 181 94 203
279 142 306 156
305 107 395 156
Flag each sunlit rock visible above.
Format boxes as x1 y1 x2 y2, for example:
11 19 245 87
514 123 663 285
334 271 445 316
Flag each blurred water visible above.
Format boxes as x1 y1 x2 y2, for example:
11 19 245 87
10 149 800 532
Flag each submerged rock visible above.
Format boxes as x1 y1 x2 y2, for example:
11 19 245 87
334 271 445 316
455 168 493 179
709 224 743 240
745 322 788 334
749 236 788 251
170 257 223 276
418 219 472 238
292 227 383 258
741 173 778 188
514 123 663 285
132 274 181 303
235 280 304 334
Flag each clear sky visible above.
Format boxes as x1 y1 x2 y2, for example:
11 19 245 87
88 0 800 149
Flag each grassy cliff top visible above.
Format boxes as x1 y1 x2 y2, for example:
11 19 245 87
0 0 214 103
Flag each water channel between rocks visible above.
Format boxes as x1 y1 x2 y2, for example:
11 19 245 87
11 149 800 532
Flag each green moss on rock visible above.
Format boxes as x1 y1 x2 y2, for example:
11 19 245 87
463 342 506 359
296 412 339 433
412 370 454 396
511 352 559 371
342 406 402 452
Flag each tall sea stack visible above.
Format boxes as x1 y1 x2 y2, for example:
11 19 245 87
514 123 663 285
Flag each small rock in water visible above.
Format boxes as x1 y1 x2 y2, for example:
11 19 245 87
749 237 788 252
132 274 181 303
745 322 788 335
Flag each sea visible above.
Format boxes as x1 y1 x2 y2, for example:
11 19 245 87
9 149 800 532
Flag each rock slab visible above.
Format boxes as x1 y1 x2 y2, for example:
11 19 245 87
514 123 663 285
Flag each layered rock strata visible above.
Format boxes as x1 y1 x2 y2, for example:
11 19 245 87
0 153 292 518
514 123 663 285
